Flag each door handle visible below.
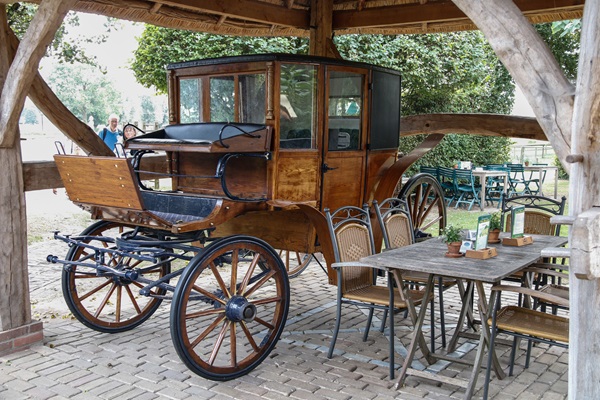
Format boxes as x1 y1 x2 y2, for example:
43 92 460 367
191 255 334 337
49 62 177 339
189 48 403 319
322 163 338 173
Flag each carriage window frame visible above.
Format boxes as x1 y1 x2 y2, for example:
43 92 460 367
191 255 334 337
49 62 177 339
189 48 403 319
327 70 364 151
278 63 318 150
179 78 202 123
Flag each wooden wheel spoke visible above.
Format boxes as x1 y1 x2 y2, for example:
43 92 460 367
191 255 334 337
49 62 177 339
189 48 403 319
208 320 230 366
116 286 122 322
242 270 276 298
253 315 275 330
191 313 226 347
240 321 260 352
230 249 239 296
124 285 142 314
191 284 227 306
210 262 231 299
94 283 118 318
186 308 225 319
79 278 112 301
251 295 282 306
230 322 237 367
239 253 260 294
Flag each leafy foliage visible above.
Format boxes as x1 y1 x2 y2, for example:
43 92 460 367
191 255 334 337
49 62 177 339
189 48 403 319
47 63 123 127
7 3 120 69
140 95 156 125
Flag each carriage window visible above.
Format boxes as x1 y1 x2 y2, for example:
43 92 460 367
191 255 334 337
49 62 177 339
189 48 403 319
210 76 235 122
179 78 201 123
328 71 363 151
239 74 265 124
279 64 317 149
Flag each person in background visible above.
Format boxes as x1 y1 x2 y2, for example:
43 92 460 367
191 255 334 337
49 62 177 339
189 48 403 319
123 125 137 140
98 114 122 152
115 124 139 157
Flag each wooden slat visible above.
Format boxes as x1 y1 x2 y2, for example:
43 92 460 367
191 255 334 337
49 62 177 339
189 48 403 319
54 155 144 210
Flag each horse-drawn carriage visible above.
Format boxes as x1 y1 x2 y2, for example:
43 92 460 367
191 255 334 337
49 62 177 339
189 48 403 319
48 54 447 380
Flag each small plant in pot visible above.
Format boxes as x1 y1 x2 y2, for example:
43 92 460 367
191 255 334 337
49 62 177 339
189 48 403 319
441 225 464 257
488 212 502 243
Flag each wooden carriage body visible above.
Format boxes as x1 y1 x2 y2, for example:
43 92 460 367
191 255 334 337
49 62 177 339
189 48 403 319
56 54 403 258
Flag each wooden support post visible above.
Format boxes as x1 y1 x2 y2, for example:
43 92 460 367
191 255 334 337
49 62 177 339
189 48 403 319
0 0 74 353
567 0 600 396
309 0 340 58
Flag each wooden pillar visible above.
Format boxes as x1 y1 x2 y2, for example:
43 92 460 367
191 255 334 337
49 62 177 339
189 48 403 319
567 0 600 396
309 0 340 58
0 0 75 354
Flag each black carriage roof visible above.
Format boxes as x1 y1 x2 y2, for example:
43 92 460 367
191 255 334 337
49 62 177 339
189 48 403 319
166 53 401 76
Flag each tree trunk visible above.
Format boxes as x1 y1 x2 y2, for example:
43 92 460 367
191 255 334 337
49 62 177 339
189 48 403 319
567 0 600 396
451 0 574 173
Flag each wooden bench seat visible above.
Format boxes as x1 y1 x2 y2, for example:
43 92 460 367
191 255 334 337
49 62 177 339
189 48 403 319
126 123 272 153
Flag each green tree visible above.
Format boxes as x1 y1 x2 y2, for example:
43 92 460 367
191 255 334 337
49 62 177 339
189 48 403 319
47 63 123 127
140 95 155 125
7 3 119 68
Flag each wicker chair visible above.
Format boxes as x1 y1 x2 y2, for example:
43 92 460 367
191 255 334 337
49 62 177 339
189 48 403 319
374 197 456 349
482 284 569 399
325 204 431 378
501 195 566 236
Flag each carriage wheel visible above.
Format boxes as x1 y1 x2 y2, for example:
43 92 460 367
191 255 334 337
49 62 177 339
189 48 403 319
277 249 313 278
398 173 447 239
62 220 170 333
170 235 290 381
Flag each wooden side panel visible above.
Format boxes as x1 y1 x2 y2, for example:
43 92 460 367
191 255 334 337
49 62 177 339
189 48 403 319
274 152 320 202
365 150 397 203
177 152 268 199
321 151 366 211
54 155 143 210
212 209 316 252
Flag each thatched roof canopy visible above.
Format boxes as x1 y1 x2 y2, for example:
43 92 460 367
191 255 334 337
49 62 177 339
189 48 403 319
13 0 584 36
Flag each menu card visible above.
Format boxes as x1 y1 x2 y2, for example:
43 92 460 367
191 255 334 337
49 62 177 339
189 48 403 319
510 206 525 238
474 214 490 250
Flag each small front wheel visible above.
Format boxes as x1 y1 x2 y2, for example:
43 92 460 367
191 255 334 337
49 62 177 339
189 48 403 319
170 235 290 381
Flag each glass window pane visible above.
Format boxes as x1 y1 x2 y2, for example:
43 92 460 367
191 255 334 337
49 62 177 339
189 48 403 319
179 78 201 123
210 76 235 122
238 74 266 124
279 64 317 149
328 71 362 151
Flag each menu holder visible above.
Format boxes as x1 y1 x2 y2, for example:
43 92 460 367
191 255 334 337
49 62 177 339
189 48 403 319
502 205 533 246
466 247 498 259
465 214 498 259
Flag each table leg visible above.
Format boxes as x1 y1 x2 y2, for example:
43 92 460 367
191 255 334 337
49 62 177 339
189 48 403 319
554 168 558 199
395 273 435 388
480 175 486 210
447 281 475 353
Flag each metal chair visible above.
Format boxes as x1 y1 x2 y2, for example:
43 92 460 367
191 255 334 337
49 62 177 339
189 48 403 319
374 197 455 349
437 167 457 206
501 195 567 236
325 204 431 378
526 163 548 195
483 283 569 399
505 163 532 196
453 169 481 210
483 165 509 207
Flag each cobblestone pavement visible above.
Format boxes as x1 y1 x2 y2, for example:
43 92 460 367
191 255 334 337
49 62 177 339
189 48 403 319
1 230 568 400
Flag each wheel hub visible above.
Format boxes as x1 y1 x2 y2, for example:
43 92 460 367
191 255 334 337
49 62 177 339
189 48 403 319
225 295 257 322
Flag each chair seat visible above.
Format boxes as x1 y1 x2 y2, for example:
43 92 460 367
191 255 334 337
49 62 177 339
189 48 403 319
344 285 432 308
402 271 457 288
492 305 569 343
539 284 569 301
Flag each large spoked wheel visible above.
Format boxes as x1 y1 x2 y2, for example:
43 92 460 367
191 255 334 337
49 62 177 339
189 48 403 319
277 249 313 278
398 173 447 239
62 220 170 333
170 235 290 381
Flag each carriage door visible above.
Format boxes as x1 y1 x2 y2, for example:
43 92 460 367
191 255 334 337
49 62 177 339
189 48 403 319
320 68 368 211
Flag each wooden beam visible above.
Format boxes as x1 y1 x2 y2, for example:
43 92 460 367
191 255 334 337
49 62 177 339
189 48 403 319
568 1 600 396
0 5 30 332
157 0 309 28
309 0 336 57
333 0 584 30
401 113 547 141
6 30 114 157
451 0 573 174
0 0 77 148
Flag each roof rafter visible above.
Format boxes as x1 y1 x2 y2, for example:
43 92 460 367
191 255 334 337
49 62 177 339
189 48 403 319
157 0 310 28
333 0 584 30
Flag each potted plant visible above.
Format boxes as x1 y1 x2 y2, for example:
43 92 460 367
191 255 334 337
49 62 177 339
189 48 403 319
488 211 502 243
441 225 464 257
